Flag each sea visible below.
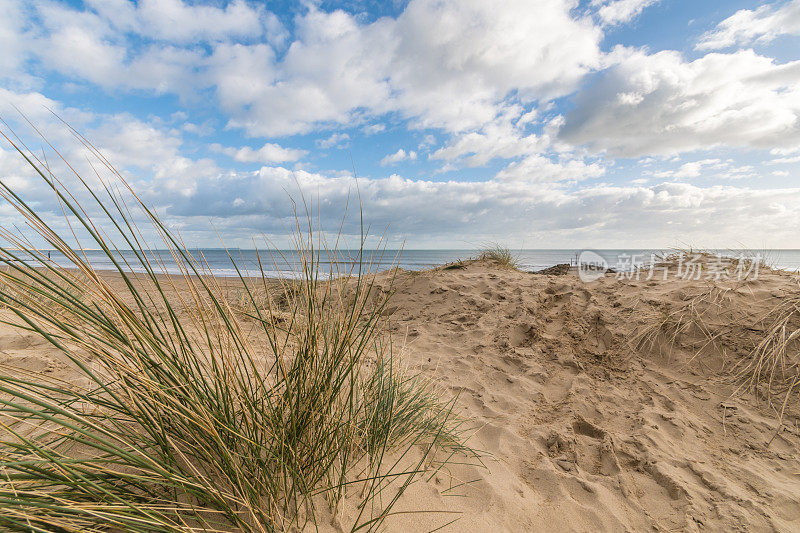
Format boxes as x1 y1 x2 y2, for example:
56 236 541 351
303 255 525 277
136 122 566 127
29 248 800 277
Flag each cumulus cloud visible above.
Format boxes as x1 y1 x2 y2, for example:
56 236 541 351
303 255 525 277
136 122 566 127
4 0 283 98
147 167 800 248
697 0 800 50
218 9 393 136
315 133 351 149
83 0 276 44
494 155 605 183
154 0 601 136
378 0 601 133
560 49 800 156
593 0 659 26
652 159 725 178
0 0 32 83
5 0 602 138
380 149 417 166
651 159 760 180
2 88 798 249
771 155 800 164
4 1 800 249
432 109 548 168
0 89 223 200
213 143 307 164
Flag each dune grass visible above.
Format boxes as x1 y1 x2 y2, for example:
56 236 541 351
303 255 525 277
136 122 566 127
477 244 519 270
630 248 800 431
736 288 800 429
631 285 737 362
0 127 476 531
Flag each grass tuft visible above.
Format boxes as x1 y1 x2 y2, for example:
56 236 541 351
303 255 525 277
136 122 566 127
477 244 519 270
0 125 477 531
736 287 800 427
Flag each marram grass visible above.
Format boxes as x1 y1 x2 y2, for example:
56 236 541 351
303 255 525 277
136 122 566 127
478 244 519 270
0 127 476 532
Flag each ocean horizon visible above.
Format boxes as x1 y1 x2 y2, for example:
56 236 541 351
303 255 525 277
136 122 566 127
28 248 800 277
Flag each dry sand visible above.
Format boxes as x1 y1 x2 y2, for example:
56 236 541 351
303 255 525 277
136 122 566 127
2 259 799 532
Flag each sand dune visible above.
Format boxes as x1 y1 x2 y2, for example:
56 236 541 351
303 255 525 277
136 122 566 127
2 260 799 531
375 259 800 531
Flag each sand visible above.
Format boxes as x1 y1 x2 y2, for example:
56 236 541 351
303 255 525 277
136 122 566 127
2 260 799 532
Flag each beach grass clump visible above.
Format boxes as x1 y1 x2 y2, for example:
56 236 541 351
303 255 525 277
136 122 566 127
655 247 776 279
737 287 800 422
631 285 736 361
0 128 475 531
478 244 519 270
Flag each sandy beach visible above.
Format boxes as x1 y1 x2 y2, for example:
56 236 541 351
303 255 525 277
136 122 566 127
3 257 798 532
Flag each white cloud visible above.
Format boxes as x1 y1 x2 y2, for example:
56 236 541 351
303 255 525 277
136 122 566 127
0 89 221 201
214 143 307 164
697 0 800 50
88 115 184 169
2 88 799 249
770 147 800 156
516 109 539 127
718 165 757 180
383 0 601 132
135 0 265 43
560 49 800 156
0 0 31 83
218 8 393 136
432 109 548 168
146 167 800 248
84 0 277 44
207 43 276 110
652 159 725 178
363 123 386 135
38 25 127 89
5 0 283 99
771 155 800 164
494 154 605 183
23 1 208 95
6 0 602 139
315 133 351 149
181 120 214 136
4 1 800 250
593 0 659 26
210 0 602 136
418 135 436 150
380 149 417 166
0 89 74 123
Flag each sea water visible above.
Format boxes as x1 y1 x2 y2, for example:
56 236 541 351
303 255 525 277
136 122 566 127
30 248 800 277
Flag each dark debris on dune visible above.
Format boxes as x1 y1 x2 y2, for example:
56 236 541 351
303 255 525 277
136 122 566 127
533 263 571 275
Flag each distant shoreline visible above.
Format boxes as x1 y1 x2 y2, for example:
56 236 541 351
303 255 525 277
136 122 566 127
4 247 798 278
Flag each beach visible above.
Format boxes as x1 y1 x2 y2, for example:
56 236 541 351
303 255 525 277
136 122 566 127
3 257 798 531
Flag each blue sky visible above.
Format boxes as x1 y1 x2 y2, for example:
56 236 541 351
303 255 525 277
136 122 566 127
1 0 799 248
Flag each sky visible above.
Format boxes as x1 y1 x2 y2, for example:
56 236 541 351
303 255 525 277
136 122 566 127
0 0 799 249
